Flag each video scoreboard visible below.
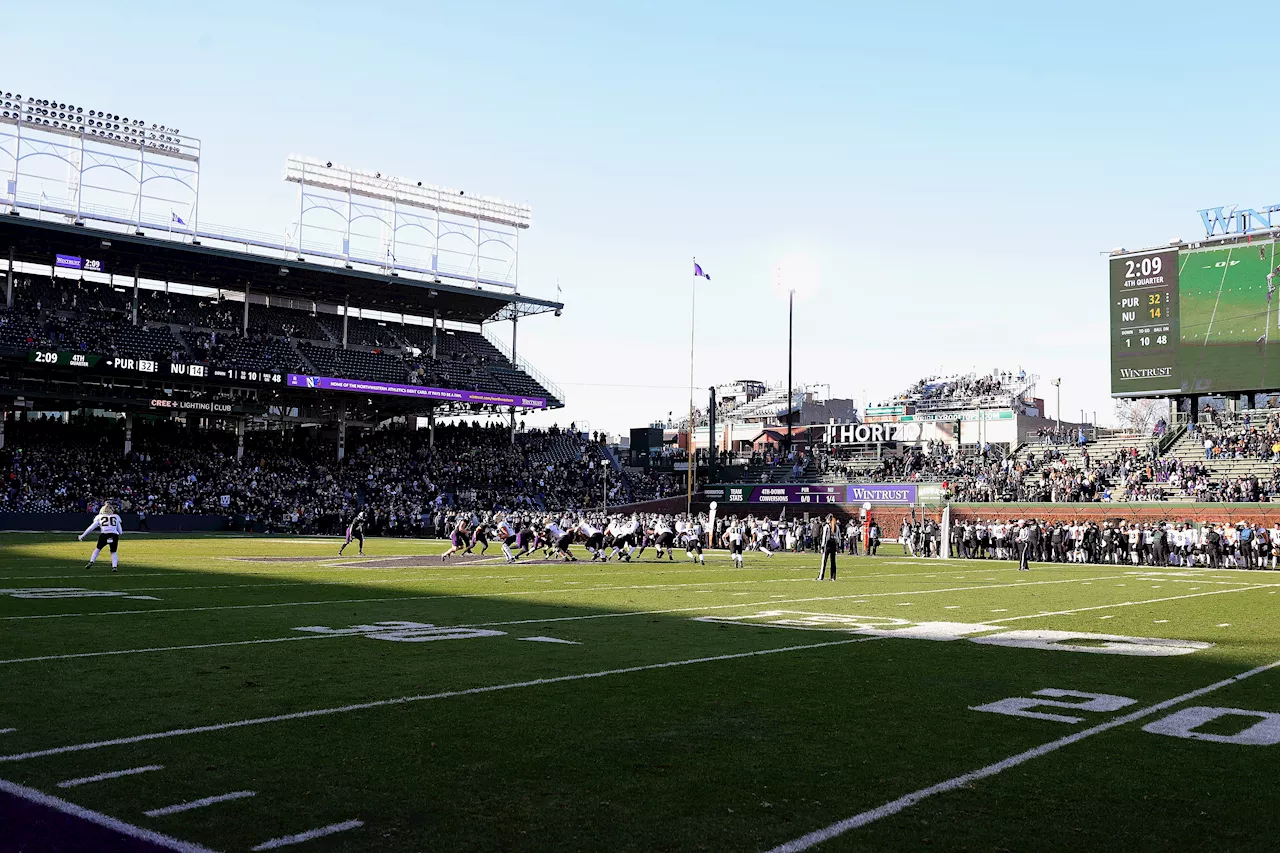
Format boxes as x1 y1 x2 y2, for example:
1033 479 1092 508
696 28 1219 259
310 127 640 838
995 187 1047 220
1110 237 1280 396
1109 248 1179 395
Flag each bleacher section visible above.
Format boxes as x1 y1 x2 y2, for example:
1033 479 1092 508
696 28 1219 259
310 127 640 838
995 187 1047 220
1009 431 1147 469
1163 427 1278 483
727 387 804 422
0 274 562 405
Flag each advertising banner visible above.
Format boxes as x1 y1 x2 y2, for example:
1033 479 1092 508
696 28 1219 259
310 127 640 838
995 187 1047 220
286 374 547 409
720 484 920 505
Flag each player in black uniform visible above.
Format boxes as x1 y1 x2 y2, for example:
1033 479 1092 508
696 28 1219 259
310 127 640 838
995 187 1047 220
339 511 367 555
464 514 492 556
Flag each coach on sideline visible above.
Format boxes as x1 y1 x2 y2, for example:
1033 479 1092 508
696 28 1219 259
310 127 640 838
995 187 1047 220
817 514 840 580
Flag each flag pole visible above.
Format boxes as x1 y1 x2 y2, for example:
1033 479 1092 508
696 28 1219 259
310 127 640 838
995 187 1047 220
688 257 696 519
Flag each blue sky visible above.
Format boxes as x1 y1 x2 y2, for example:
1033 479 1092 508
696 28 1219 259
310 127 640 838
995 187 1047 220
6 1 1277 432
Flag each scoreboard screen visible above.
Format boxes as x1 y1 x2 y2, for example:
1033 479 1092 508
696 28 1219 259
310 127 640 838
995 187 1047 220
1110 238 1280 396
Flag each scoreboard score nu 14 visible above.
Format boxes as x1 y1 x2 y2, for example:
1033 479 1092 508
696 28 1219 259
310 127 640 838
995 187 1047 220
1110 236 1280 396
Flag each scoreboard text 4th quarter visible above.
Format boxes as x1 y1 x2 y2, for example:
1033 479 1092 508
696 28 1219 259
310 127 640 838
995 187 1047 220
1116 253 1174 350
1109 247 1180 395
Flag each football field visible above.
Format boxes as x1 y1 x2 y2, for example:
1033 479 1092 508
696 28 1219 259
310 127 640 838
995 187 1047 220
2 534 1280 852
1178 240 1280 391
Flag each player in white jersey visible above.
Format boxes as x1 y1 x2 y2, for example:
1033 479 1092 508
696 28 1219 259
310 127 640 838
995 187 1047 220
609 516 639 562
727 517 746 567
1071 522 1086 563
495 515 519 563
546 519 577 562
754 518 774 557
653 516 676 561
683 516 705 564
80 503 123 572
577 518 606 561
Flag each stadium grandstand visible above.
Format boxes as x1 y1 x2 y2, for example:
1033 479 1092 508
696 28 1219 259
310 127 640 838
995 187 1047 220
0 92 566 483
8 56 1280 853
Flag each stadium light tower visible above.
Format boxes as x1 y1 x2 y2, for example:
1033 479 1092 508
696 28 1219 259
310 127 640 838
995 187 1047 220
1052 377 1062 434
787 285 794 456
774 254 817 459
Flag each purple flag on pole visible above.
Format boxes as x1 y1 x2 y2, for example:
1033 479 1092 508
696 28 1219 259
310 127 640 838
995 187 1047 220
694 262 710 280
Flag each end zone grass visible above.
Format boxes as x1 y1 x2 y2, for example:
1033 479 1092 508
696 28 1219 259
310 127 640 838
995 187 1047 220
2 534 1279 851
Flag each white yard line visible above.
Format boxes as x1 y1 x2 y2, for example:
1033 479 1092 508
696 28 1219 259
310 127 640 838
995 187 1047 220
0 637 880 763
0 561 1004 588
0 776 217 853
0 634 340 666
0 728 15 734
985 584 1279 623
251 818 364 850
0 576 1121 666
143 790 255 817
764 655 1280 853
0 572 1119 623
58 764 165 788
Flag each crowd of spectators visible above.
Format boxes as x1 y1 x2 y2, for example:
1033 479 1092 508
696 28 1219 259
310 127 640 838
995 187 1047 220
1191 416 1280 462
1 417 634 533
884 369 1025 407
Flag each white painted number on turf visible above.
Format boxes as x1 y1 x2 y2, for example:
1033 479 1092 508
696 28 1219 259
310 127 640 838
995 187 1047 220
969 630 1211 657
1142 707 1280 745
293 621 505 643
974 689 1280 746
971 689 1137 724
0 588 160 601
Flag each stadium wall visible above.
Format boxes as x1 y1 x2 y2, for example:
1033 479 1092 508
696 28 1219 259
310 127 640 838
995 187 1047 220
648 499 1280 533
0 513 227 532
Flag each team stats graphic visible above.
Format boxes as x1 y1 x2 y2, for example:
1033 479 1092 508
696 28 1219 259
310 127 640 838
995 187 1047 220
1110 239 1280 396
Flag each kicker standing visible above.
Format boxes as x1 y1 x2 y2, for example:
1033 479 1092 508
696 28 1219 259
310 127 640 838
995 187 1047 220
80 502 123 572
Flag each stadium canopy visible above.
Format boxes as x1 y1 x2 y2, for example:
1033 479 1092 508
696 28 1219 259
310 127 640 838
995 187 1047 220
0 215 561 325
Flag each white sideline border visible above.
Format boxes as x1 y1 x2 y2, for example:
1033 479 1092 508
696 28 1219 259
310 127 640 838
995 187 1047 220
763 656 1280 853
0 637 881 763
0 775 217 853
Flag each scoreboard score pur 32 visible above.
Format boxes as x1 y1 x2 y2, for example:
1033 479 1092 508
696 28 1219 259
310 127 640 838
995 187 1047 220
1110 248 1179 395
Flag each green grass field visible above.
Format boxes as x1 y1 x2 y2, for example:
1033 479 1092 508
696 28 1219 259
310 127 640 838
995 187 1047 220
3 534 1280 852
